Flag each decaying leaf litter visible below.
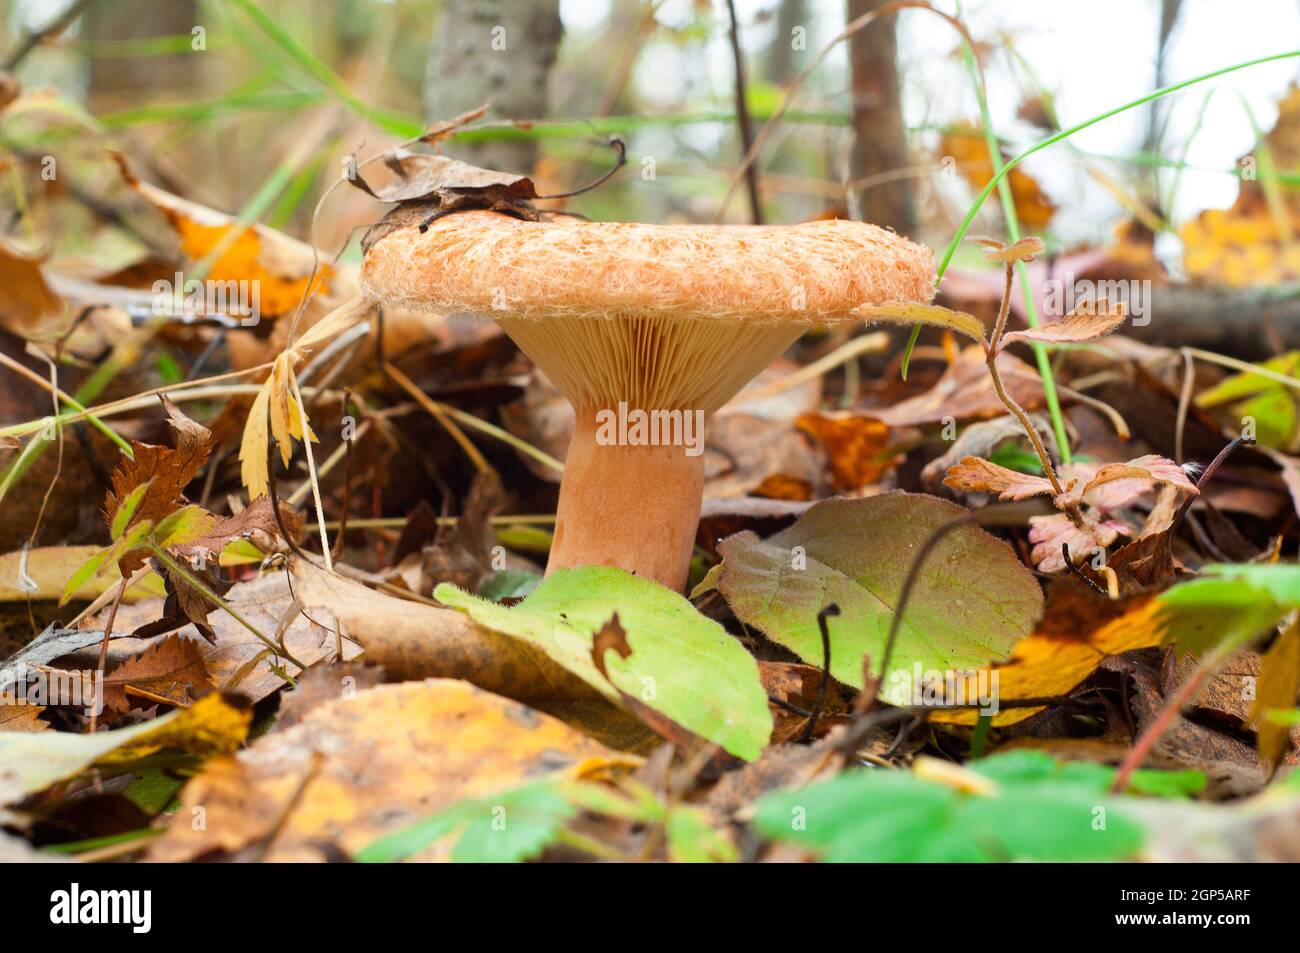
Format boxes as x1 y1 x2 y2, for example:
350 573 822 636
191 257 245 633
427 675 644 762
0 5 1299 866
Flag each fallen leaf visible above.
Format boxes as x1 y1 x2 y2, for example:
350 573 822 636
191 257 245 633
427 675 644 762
0 236 65 341
1253 618 1300 768
870 346 1047 428
0 706 48 732
114 153 333 320
274 661 384 731
795 413 896 491
0 693 250 811
941 123 1057 231
716 493 1043 701
103 396 214 574
0 546 164 604
436 567 773 761
147 680 632 862
101 634 214 715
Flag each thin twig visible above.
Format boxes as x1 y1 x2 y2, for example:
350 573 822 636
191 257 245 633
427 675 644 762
723 0 762 223
800 603 839 742
1 0 93 71
88 577 126 734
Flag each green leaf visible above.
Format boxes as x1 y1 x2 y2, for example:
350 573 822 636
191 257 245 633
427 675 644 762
715 493 1043 702
1156 563 1300 654
110 480 152 540
435 567 772 761
356 781 575 863
60 547 113 607
755 756 1145 862
152 504 217 550
969 750 1205 798
477 569 540 601
664 806 739 863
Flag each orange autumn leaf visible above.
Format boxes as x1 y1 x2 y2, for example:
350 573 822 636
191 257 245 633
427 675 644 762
931 587 1167 726
796 413 896 491
940 124 1057 231
112 153 332 320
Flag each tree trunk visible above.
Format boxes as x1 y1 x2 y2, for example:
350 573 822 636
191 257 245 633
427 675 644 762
846 0 915 235
424 0 562 176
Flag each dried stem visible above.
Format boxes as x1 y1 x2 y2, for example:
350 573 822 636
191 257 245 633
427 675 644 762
147 544 303 668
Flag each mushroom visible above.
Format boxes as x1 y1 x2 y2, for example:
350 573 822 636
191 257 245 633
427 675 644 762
362 209 934 591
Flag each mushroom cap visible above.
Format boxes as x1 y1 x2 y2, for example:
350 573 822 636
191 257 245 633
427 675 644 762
361 208 935 323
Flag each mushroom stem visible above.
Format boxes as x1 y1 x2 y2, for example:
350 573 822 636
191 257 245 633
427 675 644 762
548 408 705 591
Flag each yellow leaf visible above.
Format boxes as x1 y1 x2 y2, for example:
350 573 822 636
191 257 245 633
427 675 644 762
931 589 1165 726
1252 617 1300 768
857 301 987 346
238 380 273 499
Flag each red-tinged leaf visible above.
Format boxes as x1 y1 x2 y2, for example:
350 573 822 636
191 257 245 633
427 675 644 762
1029 513 1129 572
942 455 1060 501
1073 454 1198 504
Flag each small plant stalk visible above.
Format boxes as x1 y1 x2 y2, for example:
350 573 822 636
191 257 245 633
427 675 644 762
148 543 304 668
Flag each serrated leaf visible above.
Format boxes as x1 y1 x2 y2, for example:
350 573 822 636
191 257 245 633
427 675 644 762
435 567 773 761
857 301 987 345
715 493 1043 702
998 299 1127 351
942 455 1059 501
110 480 152 540
152 504 218 550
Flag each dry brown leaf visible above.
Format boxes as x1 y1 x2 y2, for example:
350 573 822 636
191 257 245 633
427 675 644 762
0 706 49 732
274 661 384 731
102 633 214 715
942 455 1059 501
998 299 1127 351
870 346 1046 428
147 679 634 862
0 236 65 341
0 546 164 604
78 572 356 705
103 396 214 574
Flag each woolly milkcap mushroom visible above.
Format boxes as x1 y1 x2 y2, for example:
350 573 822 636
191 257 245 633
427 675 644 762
362 209 934 591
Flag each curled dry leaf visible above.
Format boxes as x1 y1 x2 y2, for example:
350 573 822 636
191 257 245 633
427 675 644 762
238 296 369 498
112 153 333 320
942 455 1061 501
0 235 66 342
1029 513 1128 573
997 299 1128 352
